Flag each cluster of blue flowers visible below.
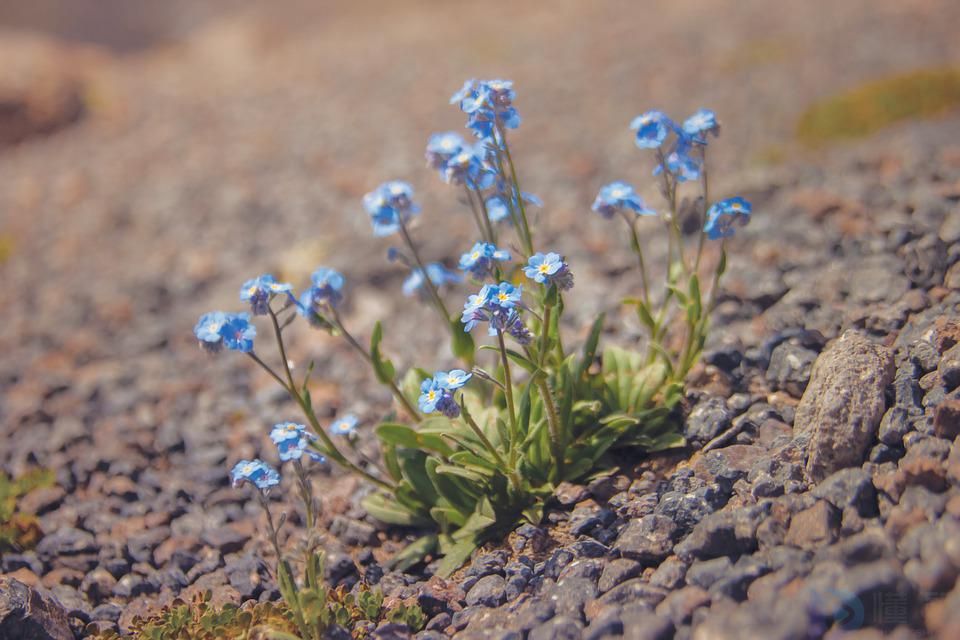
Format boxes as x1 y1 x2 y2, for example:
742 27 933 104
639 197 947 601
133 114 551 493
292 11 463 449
240 275 294 315
363 181 421 237
460 282 532 344
418 369 472 417
705 197 752 239
195 311 257 353
297 267 345 325
270 422 325 463
230 459 280 492
524 252 573 290
591 182 656 219
459 242 511 279
450 79 521 139
630 108 719 183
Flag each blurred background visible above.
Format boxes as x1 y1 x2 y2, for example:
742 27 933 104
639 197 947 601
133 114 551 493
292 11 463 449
0 0 958 373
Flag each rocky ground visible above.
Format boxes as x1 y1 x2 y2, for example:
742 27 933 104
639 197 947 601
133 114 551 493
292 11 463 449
1 1 960 639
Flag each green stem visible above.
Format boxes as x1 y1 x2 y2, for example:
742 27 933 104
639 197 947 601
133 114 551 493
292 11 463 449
496 331 519 467
246 352 290 391
330 310 422 422
623 213 651 309
460 405 516 486
397 216 452 322
257 492 284 561
293 460 316 530
538 303 553 367
495 124 534 256
466 186 496 244
533 376 564 481
694 146 709 274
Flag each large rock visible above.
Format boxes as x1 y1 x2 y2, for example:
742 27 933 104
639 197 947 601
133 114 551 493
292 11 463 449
794 331 894 482
0 576 73 640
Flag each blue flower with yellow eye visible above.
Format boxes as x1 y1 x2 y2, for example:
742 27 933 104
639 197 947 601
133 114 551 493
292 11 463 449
682 109 720 143
240 274 293 315
490 281 522 308
364 181 421 237
443 144 495 189
460 284 494 332
418 377 443 413
630 110 674 148
704 197 752 240
524 253 574 290
592 182 655 219
419 374 461 417
402 262 462 297
230 459 280 492
195 311 228 353
310 268 344 307
220 313 256 352
437 369 472 390
451 79 522 139
330 414 359 436
269 422 325 463
426 131 466 171
459 242 511 279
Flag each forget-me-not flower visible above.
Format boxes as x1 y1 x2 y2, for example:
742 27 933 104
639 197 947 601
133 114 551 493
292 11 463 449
460 282 532 341
330 414 359 436
220 312 256 352
654 135 701 183
524 252 574 291
437 369 472 390
270 422 325 463
418 376 460 418
240 274 293 315
443 144 496 189
592 182 656 219
682 109 720 143
452 79 522 138
426 131 466 171
459 242 511 279
230 459 280 492
364 181 421 236
402 262 462 297
630 110 674 148
704 197 752 240
194 311 229 353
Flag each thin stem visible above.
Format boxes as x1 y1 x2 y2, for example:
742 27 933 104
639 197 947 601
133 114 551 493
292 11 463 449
533 376 564 481
330 309 422 422
246 352 290 391
465 186 495 244
293 460 316 530
493 124 534 256
257 492 284 561
622 213 651 309
694 146 709 274
397 216 452 321
268 308 298 391
460 405 511 474
538 303 553 367
496 330 519 467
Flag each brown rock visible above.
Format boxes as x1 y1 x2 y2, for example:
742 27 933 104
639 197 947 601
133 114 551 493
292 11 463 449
794 331 894 482
900 455 947 492
784 500 839 550
0 576 73 640
17 486 66 516
935 398 960 440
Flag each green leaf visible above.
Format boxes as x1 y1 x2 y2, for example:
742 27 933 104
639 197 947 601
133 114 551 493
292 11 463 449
689 273 702 320
361 493 430 527
370 321 397 384
388 534 438 572
425 457 477 513
436 537 479 577
383 444 403 482
479 345 540 374
450 320 475 363
399 449 439 506
435 464 488 483
376 423 420 449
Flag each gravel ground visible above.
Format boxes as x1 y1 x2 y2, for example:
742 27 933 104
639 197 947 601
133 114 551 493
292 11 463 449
1 1 960 638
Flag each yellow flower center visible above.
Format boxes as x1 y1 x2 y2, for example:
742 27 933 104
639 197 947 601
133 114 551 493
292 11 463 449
428 390 437 401
538 263 551 274
248 286 258 295
471 251 481 260
242 463 256 475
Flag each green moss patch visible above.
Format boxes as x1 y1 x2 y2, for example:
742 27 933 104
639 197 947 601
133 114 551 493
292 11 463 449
797 68 960 146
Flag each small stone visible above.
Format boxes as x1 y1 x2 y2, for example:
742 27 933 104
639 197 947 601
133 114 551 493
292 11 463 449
613 514 676 565
654 586 710 627
329 516 378 546
529 616 582 640
35 527 96 560
596 579 667 609
674 505 766 560
934 397 960 440
226 555 269 600
766 342 818 397
685 557 732 590
598 558 643 593
465 574 506 608
649 558 687 590
555 482 589 506
685 396 732 444
811 467 879 517
618 610 674 640
785 500 839 550
201 525 251 555
794 331 894 482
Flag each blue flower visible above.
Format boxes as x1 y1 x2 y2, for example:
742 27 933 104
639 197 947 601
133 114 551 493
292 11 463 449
330 414 359 436
270 422 325 463
654 135 701 183
426 131 466 170
436 369 472 390
402 262 462 297
460 285 494 332
220 313 256 352
490 281 522 308
451 79 522 138
363 181 421 237
418 376 460 418
704 197 752 240
240 274 293 315
310 268 344 307
630 110 674 148
230 459 280 492
682 109 720 143
524 253 575 290
592 182 656 219
502 308 533 345
459 242 512 279
194 311 228 353
460 282 531 340
443 145 495 189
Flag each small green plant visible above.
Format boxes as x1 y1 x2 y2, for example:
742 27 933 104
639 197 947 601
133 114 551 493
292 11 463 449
797 67 960 146
0 468 55 555
196 82 753 574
